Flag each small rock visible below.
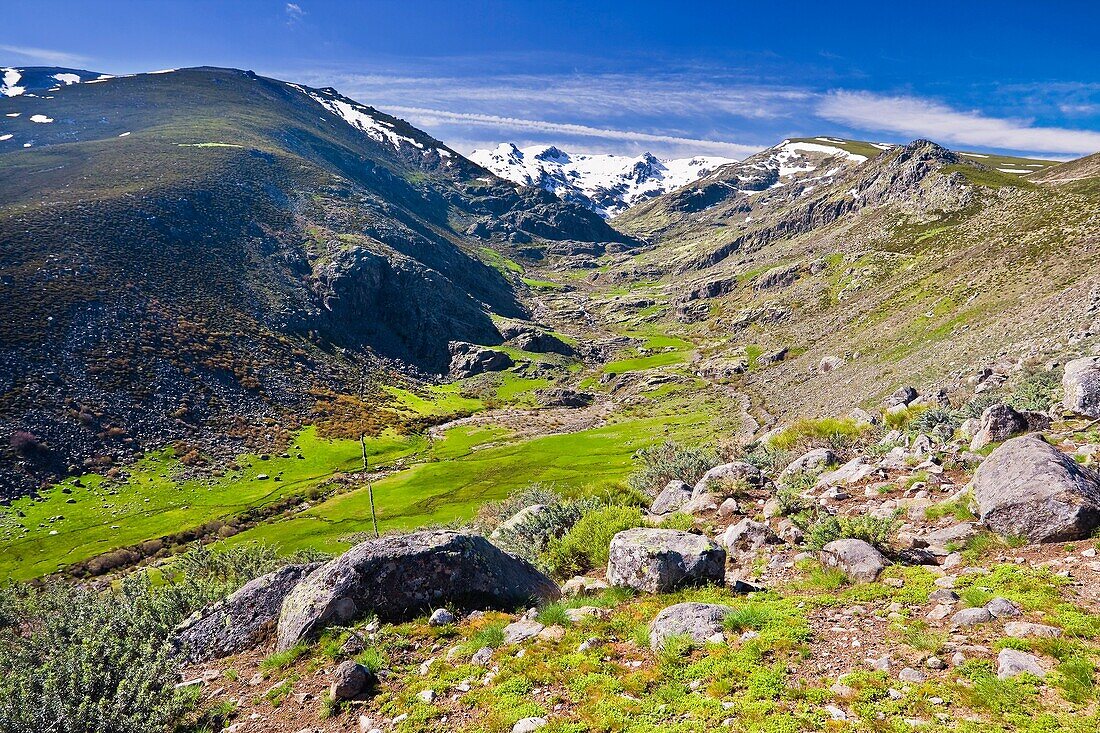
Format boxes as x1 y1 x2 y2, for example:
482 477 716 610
899 667 926 683
1004 621 1063 638
429 608 456 626
512 718 549 733
951 607 993 627
984 597 1021 618
997 649 1046 680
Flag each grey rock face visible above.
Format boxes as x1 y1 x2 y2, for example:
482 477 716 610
997 649 1046 680
173 562 321 662
969 403 1029 451
650 480 694 515
972 435 1100 543
276 531 559 650
818 539 888 582
536 387 593 407
1004 621 1063 638
692 462 763 497
1064 357 1100 418
753 263 802 291
648 602 734 650
606 528 726 593
448 341 514 377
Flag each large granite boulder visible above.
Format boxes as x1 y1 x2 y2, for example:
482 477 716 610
819 539 889 582
606 528 725 593
972 435 1100 543
276 531 559 650
1064 357 1100 418
173 562 321 662
649 602 734 650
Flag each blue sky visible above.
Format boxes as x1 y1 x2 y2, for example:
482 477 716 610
4 0 1100 159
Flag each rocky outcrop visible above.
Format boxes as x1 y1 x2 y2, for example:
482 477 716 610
448 341 514 377
692 462 764 495
972 435 1100 543
650 480 694 515
779 448 836 479
818 539 888 582
753 263 801 290
1064 357 1100 418
606 528 725 593
173 562 322 662
536 388 593 407
648 602 734 650
276 531 559 650
969 403 1030 450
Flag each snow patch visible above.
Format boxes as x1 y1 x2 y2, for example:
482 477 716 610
997 168 1030 174
119 131 131 137
961 153 989 159
5 113 19 117
29 114 53 123
1 68 25 97
309 92 424 151
0 134 12 141
52 73 81 85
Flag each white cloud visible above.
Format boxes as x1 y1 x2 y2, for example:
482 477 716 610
818 90 1100 156
0 44 91 66
382 105 762 158
285 3 305 25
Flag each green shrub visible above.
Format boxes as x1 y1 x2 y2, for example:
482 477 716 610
0 542 315 733
491 495 603 563
541 506 646 577
536 602 572 627
805 512 900 552
769 417 871 452
911 406 959 436
628 441 717 497
960 393 998 419
1007 371 1062 413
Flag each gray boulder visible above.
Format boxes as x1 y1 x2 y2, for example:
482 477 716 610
173 562 321 662
1064 357 1100 418
648 602 734 650
692 462 763 497
330 660 375 701
779 448 836 479
997 649 1046 680
606 528 726 593
972 435 1100 543
951 607 992 627
718 518 779 560
969 403 1029 451
884 386 918 408
819 539 888 582
650 480 694 515
276 531 559 650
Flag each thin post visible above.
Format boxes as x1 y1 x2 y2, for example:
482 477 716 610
361 435 380 537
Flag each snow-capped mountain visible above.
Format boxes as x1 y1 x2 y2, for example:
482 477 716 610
468 143 736 217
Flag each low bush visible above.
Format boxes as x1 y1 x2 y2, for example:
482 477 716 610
1007 371 1062 413
627 441 716 497
805 511 900 552
490 495 603 563
768 417 871 453
541 505 646 577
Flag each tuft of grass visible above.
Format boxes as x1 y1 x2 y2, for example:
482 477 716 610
260 644 310 672
354 646 387 673
536 602 573 627
262 679 293 707
723 603 770 633
1052 657 1095 703
768 417 870 452
901 621 948 654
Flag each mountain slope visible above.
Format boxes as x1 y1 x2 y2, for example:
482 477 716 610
469 143 735 217
0 66 628 497
590 137 1100 427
